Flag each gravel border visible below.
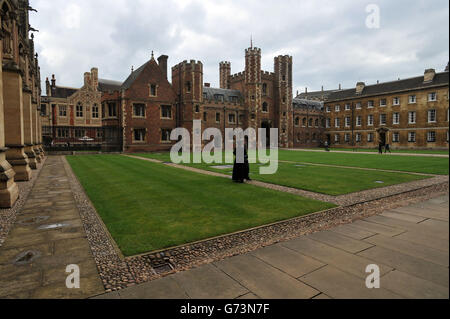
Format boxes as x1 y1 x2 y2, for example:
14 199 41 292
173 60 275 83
63 155 448 292
0 157 47 247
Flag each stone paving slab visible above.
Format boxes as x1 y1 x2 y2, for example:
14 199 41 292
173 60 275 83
281 237 393 279
357 246 449 287
381 210 427 223
169 264 249 299
364 234 449 267
392 206 449 221
116 276 189 299
214 254 320 299
365 215 449 240
306 230 374 254
380 270 449 299
419 218 449 233
395 231 449 253
250 244 326 278
299 265 402 299
329 224 376 240
350 220 406 237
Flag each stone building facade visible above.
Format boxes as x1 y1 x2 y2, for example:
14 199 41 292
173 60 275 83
320 67 449 149
1 0 42 208
100 46 295 152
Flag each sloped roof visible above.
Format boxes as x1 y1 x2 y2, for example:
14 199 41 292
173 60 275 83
293 98 324 111
327 71 449 102
98 78 123 92
51 86 78 99
121 61 150 90
203 87 243 102
297 89 337 101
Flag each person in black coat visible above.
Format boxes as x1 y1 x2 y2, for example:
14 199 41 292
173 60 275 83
232 139 251 183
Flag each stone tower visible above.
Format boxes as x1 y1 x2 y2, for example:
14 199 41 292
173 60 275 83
172 60 203 138
244 46 262 136
219 61 231 89
274 55 293 148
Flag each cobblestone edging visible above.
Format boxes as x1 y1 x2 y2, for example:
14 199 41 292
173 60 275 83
63 155 448 292
0 157 47 248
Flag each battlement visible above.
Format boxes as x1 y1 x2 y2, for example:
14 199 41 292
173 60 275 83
172 59 203 71
220 61 231 66
230 72 245 81
245 47 261 55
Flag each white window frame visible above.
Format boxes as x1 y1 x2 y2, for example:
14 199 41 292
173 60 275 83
428 109 436 123
393 112 400 125
408 111 416 124
367 114 374 126
380 99 387 107
409 95 417 104
428 92 437 102
345 116 351 127
356 116 362 127
380 114 387 126
408 132 416 143
392 132 400 143
393 97 400 106
427 131 436 142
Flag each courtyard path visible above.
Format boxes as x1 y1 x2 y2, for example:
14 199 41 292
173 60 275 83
125 154 449 206
0 156 104 299
94 194 449 299
283 148 449 158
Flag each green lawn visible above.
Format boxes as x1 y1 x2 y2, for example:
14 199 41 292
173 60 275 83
134 152 430 195
67 155 334 256
278 150 449 175
308 147 449 155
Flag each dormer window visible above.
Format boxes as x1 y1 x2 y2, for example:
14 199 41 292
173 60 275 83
203 93 208 100
215 94 224 102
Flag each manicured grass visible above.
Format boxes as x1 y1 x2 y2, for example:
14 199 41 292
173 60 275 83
67 155 335 256
278 150 449 175
134 153 430 195
308 147 449 155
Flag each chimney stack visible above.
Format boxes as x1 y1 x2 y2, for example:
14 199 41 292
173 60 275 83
424 68 436 83
84 72 92 87
158 55 168 79
339 84 342 90
91 67 99 89
204 83 210 88
51 74 56 88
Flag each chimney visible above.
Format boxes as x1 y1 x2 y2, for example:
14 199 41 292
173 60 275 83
204 83 211 88
46 77 51 96
158 55 168 79
91 67 99 89
445 62 449 72
356 82 365 95
84 72 92 87
51 74 56 88
321 86 324 92
424 68 436 83
339 84 342 90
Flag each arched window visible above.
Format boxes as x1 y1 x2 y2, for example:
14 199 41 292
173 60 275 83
262 83 267 95
302 118 306 127
262 102 268 113
309 118 313 127
315 119 319 127
295 117 300 126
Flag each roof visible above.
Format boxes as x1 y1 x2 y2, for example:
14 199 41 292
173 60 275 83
293 98 324 111
297 89 337 101
51 86 78 99
121 61 150 90
203 87 243 102
327 71 449 102
98 78 122 92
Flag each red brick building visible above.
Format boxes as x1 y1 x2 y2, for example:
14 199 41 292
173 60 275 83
102 46 296 152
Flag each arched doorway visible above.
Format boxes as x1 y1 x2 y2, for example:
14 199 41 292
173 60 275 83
261 121 272 147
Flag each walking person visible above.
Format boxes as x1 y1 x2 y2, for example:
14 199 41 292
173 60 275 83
378 142 383 154
232 138 251 183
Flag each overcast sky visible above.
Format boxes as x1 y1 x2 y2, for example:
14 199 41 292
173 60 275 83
29 0 449 94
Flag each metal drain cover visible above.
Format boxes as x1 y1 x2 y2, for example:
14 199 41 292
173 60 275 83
14 250 41 265
153 263 173 274
375 181 385 184
17 216 50 226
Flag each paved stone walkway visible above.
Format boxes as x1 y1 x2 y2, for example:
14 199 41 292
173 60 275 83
94 194 449 299
0 156 104 299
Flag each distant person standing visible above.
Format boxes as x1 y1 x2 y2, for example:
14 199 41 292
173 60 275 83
378 142 383 154
385 143 391 154
324 141 330 152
